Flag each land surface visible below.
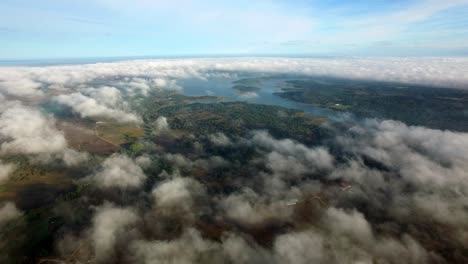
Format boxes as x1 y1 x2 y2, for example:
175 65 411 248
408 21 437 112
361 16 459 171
274 77 468 131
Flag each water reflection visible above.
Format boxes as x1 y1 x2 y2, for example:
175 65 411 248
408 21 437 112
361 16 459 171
179 76 340 119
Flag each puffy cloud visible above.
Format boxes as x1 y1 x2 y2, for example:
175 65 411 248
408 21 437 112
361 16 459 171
270 209 432 264
130 228 221 264
0 101 88 165
135 155 152 169
0 202 22 227
90 203 139 263
54 90 141 123
252 131 334 172
61 148 90 166
208 132 231 146
88 154 146 189
12 115 462 263
84 86 124 107
221 234 272 264
2 57 468 263
342 119 468 189
0 78 43 97
162 153 229 172
153 116 169 134
333 119 468 248
121 77 151 96
120 77 182 96
220 188 293 225
0 160 15 183
162 153 193 169
274 230 324 264
152 176 206 217
324 208 373 245
0 102 67 155
152 78 182 92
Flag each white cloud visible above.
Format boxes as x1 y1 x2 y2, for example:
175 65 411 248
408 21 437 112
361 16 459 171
274 229 324 264
0 100 88 165
2 57 468 94
0 102 68 155
152 176 206 217
0 202 22 227
91 203 139 262
334 118 468 244
130 228 221 264
135 155 152 168
0 79 43 97
61 149 90 167
88 154 146 189
208 132 231 146
252 130 334 172
153 116 169 134
220 188 293 225
2 57 468 263
346 119 468 189
54 91 141 124
0 160 15 183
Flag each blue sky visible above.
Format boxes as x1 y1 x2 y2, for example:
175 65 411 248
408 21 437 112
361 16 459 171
1 0 468 59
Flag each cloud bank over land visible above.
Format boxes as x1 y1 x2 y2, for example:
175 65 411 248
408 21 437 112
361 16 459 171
1 57 468 95
1 57 467 125
46 121 468 263
0 58 467 263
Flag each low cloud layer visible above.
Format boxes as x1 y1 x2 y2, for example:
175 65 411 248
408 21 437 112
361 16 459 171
1 58 468 263
38 119 467 263
2 58 468 95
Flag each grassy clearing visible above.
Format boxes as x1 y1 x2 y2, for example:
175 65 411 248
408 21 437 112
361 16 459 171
96 122 144 145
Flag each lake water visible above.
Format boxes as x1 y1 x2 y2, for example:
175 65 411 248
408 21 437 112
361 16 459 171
179 77 341 119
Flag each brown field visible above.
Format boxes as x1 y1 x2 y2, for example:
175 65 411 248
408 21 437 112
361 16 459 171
57 120 119 154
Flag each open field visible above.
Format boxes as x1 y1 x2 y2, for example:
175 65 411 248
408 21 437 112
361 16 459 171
95 122 144 145
57 120 119 154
